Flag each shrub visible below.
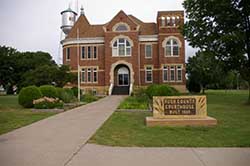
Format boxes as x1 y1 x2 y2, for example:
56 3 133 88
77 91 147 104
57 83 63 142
39 85 58 98
82 93 98 103
56 88 76 103
18 86 42 108
65 88 77 103
187 79 201 93
145 84 179 99
33 97 63 109
132 87 147 98
71 87 82 97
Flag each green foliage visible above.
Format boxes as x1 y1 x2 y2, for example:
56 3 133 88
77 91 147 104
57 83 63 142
71 87 81 97
145 84 179 99
0 95 56 135
56 88 75 103
183 0 250 101
18 86 42 108
118 96 149 110
81 93 98 103
90 90 250 147
39 85 58 98
187 79 201 93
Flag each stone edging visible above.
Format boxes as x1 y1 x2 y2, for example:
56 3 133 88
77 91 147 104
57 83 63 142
32 109 65 113
116 109 152 112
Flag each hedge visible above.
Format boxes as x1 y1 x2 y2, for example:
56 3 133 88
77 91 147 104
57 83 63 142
18 86 42 108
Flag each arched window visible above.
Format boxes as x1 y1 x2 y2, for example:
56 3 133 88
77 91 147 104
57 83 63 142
165 38 179 56
113 23 130 32
112 38 131 56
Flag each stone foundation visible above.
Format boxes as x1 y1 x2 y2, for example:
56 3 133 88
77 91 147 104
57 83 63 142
146 116 217 127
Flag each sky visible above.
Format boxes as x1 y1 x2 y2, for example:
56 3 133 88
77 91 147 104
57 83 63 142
0 0 197 64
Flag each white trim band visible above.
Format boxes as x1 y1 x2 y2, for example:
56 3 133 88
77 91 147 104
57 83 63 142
61 37 104 46
139 35 158 42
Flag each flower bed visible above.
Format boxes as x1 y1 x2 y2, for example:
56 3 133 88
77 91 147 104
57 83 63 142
33 97 63 109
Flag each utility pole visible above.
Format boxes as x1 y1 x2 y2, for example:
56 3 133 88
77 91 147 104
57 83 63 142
77 28 80 102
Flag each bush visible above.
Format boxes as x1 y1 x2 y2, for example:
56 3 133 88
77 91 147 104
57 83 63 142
145 84 179 99
39 85 58 98
33 97 63 109
187 79 201 93
18 86 42 108
81 93 98 103
56 88 76 103
71 87 82 97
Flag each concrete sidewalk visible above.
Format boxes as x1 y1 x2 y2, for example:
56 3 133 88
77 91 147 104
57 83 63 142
67 144 250 166
0 96 125 166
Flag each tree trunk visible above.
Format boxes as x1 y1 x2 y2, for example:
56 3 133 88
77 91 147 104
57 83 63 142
202 87 205 94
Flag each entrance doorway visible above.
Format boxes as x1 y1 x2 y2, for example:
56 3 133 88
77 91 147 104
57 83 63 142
112 65 130 95
117 67 129 86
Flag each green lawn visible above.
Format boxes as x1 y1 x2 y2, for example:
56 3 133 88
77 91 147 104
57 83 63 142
0 95 56 135
118 95 149 110
89 90 250 147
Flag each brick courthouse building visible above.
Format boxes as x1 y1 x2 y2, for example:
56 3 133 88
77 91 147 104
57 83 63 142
61 9 186 95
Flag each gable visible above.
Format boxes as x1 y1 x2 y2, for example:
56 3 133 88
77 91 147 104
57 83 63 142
104 10 139 32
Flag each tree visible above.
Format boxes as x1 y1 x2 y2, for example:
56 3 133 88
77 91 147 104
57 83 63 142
0 46 17 93
20 65 75 88
183 0 250 102
187 51 224 93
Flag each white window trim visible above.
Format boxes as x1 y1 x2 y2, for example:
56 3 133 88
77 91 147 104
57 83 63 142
66 47 70 61
170 66 175 82
87 46 91 59
111 38 132 57
112 22 130 32
163 65 169 82
81 68 85 83
93 46 98 60
80 46 85 60
93 68 98 83
87 68 92 83
145 66 153 83
162 36 181 57
176 65 183 82
145 44 152 59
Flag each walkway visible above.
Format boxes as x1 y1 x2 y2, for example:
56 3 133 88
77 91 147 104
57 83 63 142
0 96 125 166
0 95 249 166
67 144 250 166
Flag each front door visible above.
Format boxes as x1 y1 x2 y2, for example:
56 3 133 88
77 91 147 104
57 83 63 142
117 67 129 86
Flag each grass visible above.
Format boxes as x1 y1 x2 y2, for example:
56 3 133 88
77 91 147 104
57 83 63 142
118 95 149 110
0 95 56 135
89 90 250 147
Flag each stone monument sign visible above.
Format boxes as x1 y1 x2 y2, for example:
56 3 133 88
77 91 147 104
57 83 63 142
146 96 217 126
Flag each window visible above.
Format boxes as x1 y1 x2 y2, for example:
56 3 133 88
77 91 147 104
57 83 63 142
66 48 70 60
172 16 176 26
163 66 168 82
145 66 153 83
115 24 128 31
87 68 91 82
93 68 98 83
177 65 182 81
87 46 91 59
166 39 179 56
112 38 131 56
81 68 85 82
166 17 171 26
81 47 85 59
145 44 152 58
93 46 97 59
170 66 175 81
161 17 165 26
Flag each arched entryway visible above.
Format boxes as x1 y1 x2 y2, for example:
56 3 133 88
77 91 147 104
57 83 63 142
115 65 130 86
112 64 130 95
109 61 134 95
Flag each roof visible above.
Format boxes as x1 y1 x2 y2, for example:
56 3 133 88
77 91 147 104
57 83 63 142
128 15 157 35
66 11 159 38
